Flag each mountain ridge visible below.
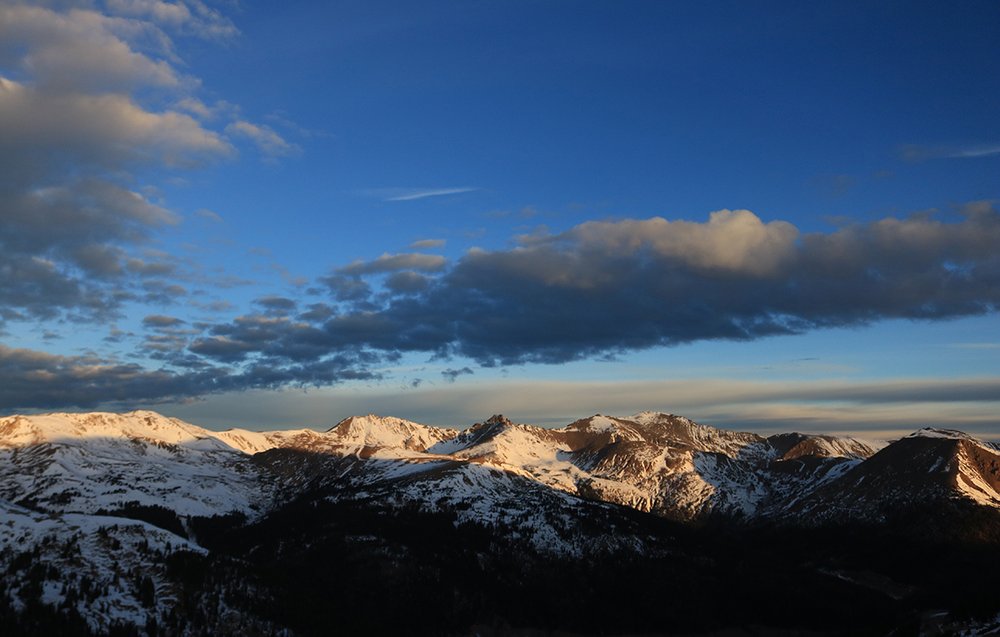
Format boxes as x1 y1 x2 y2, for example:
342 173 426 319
3 408 1000 635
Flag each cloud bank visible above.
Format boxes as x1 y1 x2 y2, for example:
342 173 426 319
2 203 998 410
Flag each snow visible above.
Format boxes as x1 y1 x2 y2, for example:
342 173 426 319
583 415 621 433
0 498 203 633
908 427 975 440
3 408 1000 631
326 414 459 451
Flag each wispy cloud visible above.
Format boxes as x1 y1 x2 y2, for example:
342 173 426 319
410 238 446 249
195 208 223 223
946 145 1000 159
225 120 299 159
900 143 1000 162
950 342 1000 350
383 187 478 202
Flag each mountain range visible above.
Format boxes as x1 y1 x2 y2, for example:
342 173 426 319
2 410 1000 635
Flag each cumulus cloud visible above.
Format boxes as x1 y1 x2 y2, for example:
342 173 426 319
142 314 185 328
7 193 1000 410
253 295 297 316
0 344 212 409
0 343 379 411
181 205 1000 384
0 1 289 330
539 209 800 276
384 271 432 295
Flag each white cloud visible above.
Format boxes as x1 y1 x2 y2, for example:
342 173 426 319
901 142 1000 162
105 0 238 39
544 209 799 276
195 208 223 223
225 120 299 158
0 5 181 90
384 187 478 201
0 1 287 327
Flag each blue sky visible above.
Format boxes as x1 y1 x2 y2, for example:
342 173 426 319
0 1 998 436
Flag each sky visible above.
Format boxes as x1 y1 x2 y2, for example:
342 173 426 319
1 0 999 437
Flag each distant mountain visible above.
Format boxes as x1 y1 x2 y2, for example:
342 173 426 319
2 409 999 635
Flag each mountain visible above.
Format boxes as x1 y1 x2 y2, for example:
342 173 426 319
2 409 999 635
781 427 1000 539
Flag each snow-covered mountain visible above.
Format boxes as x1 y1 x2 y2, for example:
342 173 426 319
2 409 999 634
781 427 1000 532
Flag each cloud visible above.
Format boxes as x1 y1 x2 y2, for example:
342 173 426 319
0 343 379 411
179 204 1000 386
0 1 285 330
950 342 1000 350
104 0 239 40
946 145 1000 159
225 120 298 159
253 295 297 316
9 203 1000 411
338 252 447 276
441 367 473 383
901 143 1000 162
142 314 185 328
382 187 478 202
0 344 212 409
195 208 223 223
410 238 446 249
384 271 432 295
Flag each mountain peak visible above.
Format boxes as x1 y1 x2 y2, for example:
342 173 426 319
907 427 976 441
483 414 513 426
326 414 457 451
630 410 678 422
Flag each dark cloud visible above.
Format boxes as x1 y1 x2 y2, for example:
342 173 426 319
8 200 1000 411
384 271 431 295
298 303 336 323
441 367 473 383
320 274 372 303
0 343 379 411
183 204 1000 385
253 295 297 315
142 314 185 329
140 280 187 305
0 344 214 410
